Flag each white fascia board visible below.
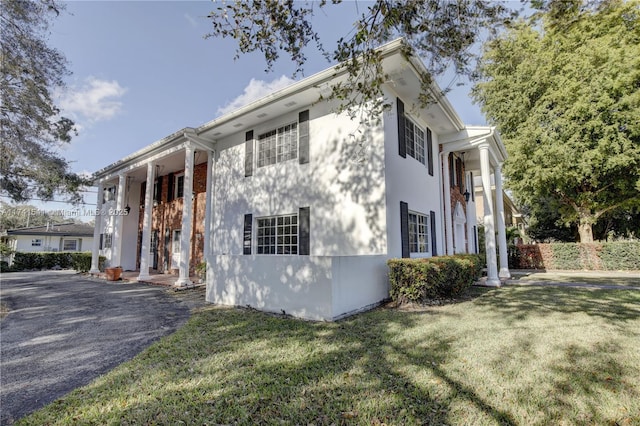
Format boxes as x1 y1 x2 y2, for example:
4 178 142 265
92 130 191 183
196 39 408 135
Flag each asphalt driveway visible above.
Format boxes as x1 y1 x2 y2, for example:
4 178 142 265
0 271 194 425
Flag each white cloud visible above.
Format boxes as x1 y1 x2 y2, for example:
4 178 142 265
217 75 296 116
58 77 127 124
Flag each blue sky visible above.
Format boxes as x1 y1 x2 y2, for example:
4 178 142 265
17 0 492 216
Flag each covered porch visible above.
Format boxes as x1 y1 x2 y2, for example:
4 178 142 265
440 126 511 286
88 129 216 288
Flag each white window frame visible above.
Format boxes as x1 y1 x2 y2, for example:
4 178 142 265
103 233 113 249
257 122 298 168
172 230 181 254
31 239 42 247
405 117 425 165
103 185 116 203
63 239 78 251
408 210 429 254
174 173 185 199
256 213 298 255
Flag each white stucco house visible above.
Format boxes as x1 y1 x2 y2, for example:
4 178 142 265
3 222 95 265
89 39 510 320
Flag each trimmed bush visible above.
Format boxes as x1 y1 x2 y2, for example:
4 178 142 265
509 241 640 271
10 252 106 273
388 254 483 304
599 241 640 270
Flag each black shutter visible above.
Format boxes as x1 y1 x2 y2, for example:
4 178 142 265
140 182 146 206
167 173 174 202
154 176 163 203
470 172 475 201
397 98 406 158
245 130 254 177
427 128 434 176
456 157 463 190
448 154 455 188
99 234 104 250
400 201 409 258
298 110 309 164
430 210 437 256
473 225 478 254
243 214 252 255
299 207 310 255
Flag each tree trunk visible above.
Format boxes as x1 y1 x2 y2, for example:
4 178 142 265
578 220 594 243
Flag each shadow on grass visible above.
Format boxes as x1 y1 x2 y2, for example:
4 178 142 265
471 286 640 325
18 286 640 425
20 306 517 425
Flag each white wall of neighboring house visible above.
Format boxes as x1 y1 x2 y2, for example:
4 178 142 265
208 99 391 320
11 234 93 253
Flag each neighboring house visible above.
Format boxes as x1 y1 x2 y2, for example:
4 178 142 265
89 39 511 320
473 175 527 239
4 222 95 265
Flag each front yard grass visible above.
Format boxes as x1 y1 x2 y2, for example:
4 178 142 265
18 286 640 425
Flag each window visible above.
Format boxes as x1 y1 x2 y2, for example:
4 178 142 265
103 185 116 203
405 117 425 165
104 233 113 249
408 211 429 253
256 213 298 254
174 173 185 199
257 123 298 168
31 239 42 247
172 230 181 254
63 239 77 251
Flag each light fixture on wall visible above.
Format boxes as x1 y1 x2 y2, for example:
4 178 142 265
463 189 470 202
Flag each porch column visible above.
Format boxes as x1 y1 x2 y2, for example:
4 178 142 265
138 162 155 281
441 153 454 255
89 181 103 274
494 164 511 278
111 173 127 267
175 143 194 287
479 144 500 286
203 150 214 259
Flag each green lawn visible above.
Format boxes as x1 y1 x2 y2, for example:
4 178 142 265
18 286 640 425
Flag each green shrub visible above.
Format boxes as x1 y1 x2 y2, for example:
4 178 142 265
10 252 105 272
387 254 483 304
599 241 640 270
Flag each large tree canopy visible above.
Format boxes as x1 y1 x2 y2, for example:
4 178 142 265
205 0 518 116
0 0 89 204
473 0 640 243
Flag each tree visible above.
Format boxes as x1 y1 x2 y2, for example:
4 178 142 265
472 0 640 243
0 0 90 204
0 201 70 231
205 0 517 118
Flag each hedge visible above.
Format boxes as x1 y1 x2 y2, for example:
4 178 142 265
508 241 640 271
387 254 483 304
7 252 106 273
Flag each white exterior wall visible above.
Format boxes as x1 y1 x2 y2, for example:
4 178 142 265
383 92 444 258
207 100 390 320
12 234 93 253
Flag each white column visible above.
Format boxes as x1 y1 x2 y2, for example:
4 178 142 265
175 144 194 287
441 153 454 255
479 144 500 286
138 162 155 281
494 164 511 278
203 150 214 259
89 181 103 274
111 173 127 267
